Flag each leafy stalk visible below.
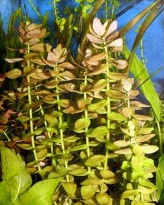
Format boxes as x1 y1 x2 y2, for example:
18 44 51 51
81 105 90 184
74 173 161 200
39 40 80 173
27 43 41 172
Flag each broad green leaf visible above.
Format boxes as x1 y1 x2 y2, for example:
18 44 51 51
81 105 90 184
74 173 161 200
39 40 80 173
156 170 163 199
0 181 11 205
16 179 60 205
158 155 164 180
124 48 161 121
8 161 32 203
1 147 21 180
5 69 22 79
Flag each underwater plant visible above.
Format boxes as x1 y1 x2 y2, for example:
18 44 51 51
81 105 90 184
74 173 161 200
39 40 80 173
0 0 163 204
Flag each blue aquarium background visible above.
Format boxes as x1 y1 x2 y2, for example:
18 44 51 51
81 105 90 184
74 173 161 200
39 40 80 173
0 0 163 93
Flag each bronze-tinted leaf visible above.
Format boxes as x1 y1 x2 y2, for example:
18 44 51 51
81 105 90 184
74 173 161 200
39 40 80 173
141 145 159 154
5 69 22 79
115 148 132 155
132 114 152 121
58 99 71 108
106 89 124 99
58 62 75 69
114 140 131 147
90 79 107 91
77 99 92 109
30 43 51 52
122 107 133 118
88 64 108 76
107 38 123 47
4 58 24 63
87 34 103 44
107 72 127 80
24 53 39 60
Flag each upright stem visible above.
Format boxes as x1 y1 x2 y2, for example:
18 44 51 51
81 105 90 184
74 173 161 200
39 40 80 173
84 74 91 173
35 93 54 164
27 43 41 172
104 41 111 170
54 64 69 182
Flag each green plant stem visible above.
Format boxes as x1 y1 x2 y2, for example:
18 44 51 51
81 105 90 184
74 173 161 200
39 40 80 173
104 42 110 171
53 0 59 23
35 93 54 163
156 117 163 156
84 74 91 173
3 131 10 142
54 65 69 182
27 43 41 172
140 38 146 68
28 0 42 20
110 1 115 19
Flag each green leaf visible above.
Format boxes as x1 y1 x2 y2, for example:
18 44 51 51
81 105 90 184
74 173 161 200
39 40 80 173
16 179 59 205
139 179 157 194
124 48 161 121
158 155 164 180
0 181 11 205
84 155 106 167
62 182 77 196
81 185 95 200
121 189 138 199
5 69 22 79
1 147 21 180
89 126 108 138
74 118 90 132
131 156 144 172
88 99 108 111
71 144 88 152
81 177 103 186
108 112 126 121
